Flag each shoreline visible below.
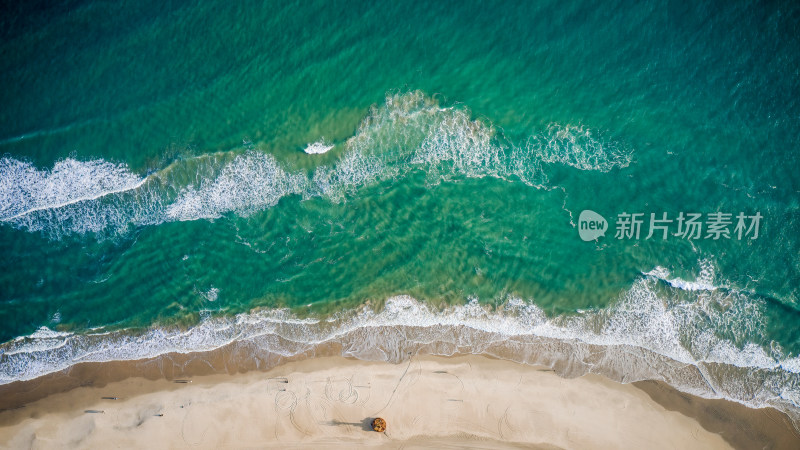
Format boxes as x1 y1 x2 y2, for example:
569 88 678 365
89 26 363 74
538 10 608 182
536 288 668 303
4 296 798 425
1 352 798 449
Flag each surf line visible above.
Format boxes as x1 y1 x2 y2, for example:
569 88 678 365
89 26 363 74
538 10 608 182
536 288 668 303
0 176 151 222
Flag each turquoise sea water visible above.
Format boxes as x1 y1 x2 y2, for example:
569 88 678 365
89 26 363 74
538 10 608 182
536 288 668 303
1 0 799 421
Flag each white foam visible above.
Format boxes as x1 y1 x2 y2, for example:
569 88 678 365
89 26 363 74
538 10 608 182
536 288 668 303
27 326 72 340
0 92 631 238
0 157 146 221
203 287 219 302
310 150 388 201
1 269 797 424
643 260 720 292
165 152 306 221
304 140 334 154
4 327 72 356
783 357 800 373
529 124 633 172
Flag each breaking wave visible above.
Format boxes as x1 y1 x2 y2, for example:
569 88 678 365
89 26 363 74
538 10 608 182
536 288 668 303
303 140 334 154
529 123 633 172
643 259 719 292
0 265 797 425
0 91 633 238
0 157 146 221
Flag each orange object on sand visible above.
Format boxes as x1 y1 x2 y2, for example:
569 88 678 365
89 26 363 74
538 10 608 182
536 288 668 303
372 417 387 432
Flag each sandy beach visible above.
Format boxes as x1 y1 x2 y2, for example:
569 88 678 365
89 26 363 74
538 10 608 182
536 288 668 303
1 354 796 449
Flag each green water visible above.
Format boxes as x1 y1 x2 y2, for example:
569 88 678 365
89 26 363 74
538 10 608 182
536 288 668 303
1 0 799 420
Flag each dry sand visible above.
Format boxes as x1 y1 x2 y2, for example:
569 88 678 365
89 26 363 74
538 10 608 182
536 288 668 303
1 354 783 449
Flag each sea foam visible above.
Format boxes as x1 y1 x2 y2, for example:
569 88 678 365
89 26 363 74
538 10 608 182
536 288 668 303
528 123 633 172
643 259 719 292
304 140 334 154
0 91 631 238
0 267 797 425
0 157 146 221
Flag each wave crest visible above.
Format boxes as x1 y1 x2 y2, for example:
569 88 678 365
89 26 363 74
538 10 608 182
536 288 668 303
1 91 630 238
1 269 797 424
0 157 145 221
529 123 633 172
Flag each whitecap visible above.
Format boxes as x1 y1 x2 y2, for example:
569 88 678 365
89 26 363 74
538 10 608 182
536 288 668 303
303 140 334 154
1 268 797 425
0 91 631 239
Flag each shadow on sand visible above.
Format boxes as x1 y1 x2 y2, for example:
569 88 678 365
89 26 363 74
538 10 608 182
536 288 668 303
325 418 375 432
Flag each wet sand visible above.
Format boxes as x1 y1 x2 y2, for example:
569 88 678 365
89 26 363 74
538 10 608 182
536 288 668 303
1 354 797 449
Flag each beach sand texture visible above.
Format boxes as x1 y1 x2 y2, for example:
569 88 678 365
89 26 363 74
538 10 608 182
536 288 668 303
0 355 753 449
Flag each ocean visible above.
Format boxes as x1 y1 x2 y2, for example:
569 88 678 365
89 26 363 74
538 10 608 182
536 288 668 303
1 0 799 423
